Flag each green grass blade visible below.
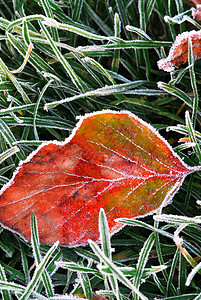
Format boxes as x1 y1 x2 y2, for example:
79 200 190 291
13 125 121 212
0 103 37 115
185 111 201 162
72 0 84 22
0 118 25 160
7 33 55 73
31 213 54 297
19 240 59 300
11 43 33 74
83 2 113 36
146 0 156 23
154 214 201 225
0 281 48 299
33 80 53 140
178 252 187 294
117 218 174 239
83 57 115 85
56 261 100 275
6 14 45 32
167 248 179 296
182 16 201 30
40 0 59 43
157 82 201 115
133 233 155 300
185 260 201 287
22 20 31 46
43 17 113 41
138 0 151 80
126 25 152 40
44 81 149 109
89 240 148 300
154 227 178 295
80 273 93 300
188 36 199 127
19 241 30 285
99 209 112 260
99 209 122 299
194 293 201 300
0 146 19 164
115 0 131 39
2 115 74 131
39 20 88 93
0 58 31 104
0 264 11 300
167 0 176 40
0 177 9 185
77 40 172 52
112 13 121 73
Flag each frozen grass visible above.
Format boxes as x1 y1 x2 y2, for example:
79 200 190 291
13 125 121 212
0 0 201 299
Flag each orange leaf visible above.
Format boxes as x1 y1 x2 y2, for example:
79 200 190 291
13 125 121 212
158 30 201 72
0 110 200 246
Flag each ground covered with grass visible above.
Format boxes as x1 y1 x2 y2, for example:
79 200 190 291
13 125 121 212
0 0 201 299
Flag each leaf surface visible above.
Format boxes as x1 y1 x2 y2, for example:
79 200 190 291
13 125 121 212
0 110 198 246
158 30 201 72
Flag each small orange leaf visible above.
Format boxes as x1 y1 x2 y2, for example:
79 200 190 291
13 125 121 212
179 137 190 143
158 30 201 72
192 7 201 21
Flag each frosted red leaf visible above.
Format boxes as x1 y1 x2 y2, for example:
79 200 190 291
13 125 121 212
192 6 201 21
190 0 201 5
158 30 201 72
0 110 199 246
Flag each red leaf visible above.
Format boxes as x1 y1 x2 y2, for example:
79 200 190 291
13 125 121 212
0 111 199 246
192 9 201 21
158 30 201 72
190 0 201 5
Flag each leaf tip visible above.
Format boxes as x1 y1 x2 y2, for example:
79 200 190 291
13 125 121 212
14 146 20 153
157 58 175 72
157 81 164 89
44 104 49 111
43 17 59 28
